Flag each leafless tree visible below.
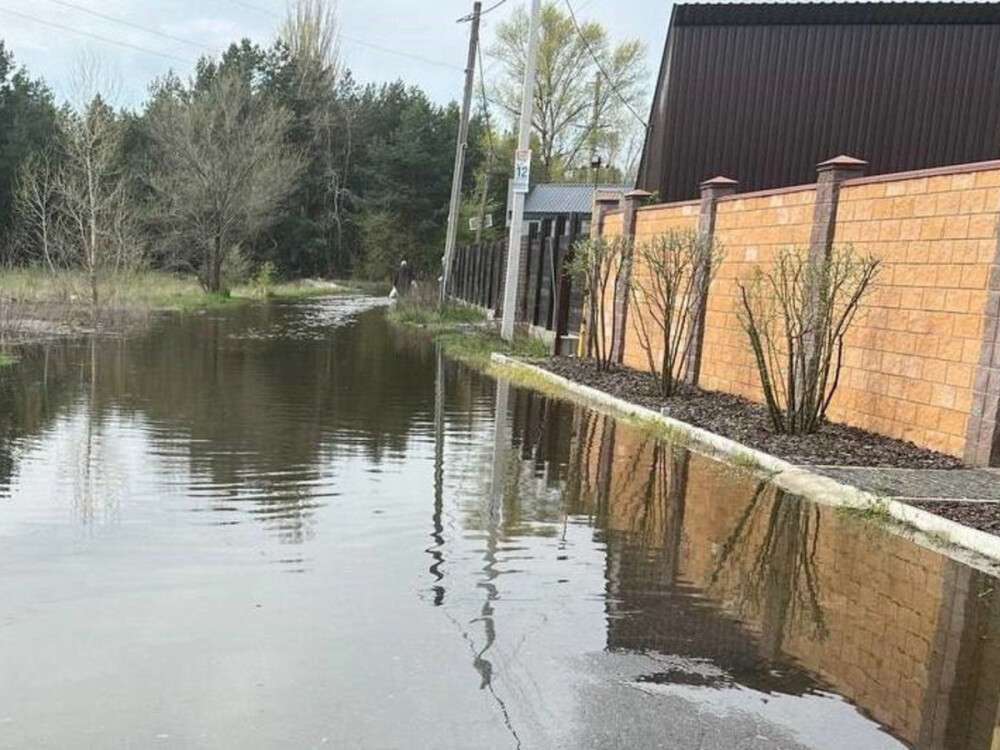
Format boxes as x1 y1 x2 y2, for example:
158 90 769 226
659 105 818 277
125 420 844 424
282 0 341 96
736 246 881 434
568 235 631 370
147 72 305 293
56 94 142 315
630 230 723 397
13 150 64 272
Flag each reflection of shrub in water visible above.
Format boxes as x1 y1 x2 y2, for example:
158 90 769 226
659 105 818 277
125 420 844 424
711 485 829 648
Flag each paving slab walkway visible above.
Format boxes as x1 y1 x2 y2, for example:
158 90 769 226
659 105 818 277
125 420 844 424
810 467 1000 502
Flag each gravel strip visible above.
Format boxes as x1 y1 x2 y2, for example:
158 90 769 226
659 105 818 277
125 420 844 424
909 501 1000 535
536 357 963 470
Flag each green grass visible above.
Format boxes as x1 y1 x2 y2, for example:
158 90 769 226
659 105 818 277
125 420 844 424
0 351 15 368
837 497 896 527
0 268 372 315
386 296 549 370
436 329 549 369
388 299 488 329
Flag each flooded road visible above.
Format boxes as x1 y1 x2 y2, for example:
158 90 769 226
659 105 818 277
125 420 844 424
1 296 999 749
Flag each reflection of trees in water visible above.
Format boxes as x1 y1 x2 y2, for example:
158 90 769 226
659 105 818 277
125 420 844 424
0 304 439 542
710 485 828 649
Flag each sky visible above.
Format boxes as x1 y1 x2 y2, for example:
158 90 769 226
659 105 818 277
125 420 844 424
0 0 672 110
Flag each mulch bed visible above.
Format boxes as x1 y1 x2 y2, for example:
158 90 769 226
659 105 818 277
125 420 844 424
537 357 963 470
909 501 1000 535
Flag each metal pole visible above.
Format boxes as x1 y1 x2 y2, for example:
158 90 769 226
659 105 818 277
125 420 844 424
440 1 482 307
500 0 542 341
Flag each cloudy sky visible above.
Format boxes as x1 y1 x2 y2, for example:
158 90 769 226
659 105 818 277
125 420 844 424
0 0 671 110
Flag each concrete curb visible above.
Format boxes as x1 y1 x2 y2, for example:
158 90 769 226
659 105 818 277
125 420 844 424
491 353 1000 566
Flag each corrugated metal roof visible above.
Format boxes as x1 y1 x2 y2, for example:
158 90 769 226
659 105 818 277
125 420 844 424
523 184 627 216
674 2 1000 26
638 2 1000 201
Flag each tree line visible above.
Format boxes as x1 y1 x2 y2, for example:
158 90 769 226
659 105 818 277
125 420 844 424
0 1 646 294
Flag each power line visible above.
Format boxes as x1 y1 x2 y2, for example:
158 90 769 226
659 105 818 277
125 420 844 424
458 0 508 23
44 0 215 52
341 36 463 71
0 6 194 65
563 0 648 131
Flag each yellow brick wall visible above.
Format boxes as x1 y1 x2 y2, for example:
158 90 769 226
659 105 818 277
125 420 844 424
828 170 1000 456
607 165 1000 458
699 188 818 400
623 202 701 372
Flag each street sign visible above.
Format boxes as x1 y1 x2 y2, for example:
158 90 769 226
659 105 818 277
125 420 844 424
512 149 531 193
469 214 494 231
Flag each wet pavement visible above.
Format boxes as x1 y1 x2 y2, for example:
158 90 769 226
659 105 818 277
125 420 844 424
1 297 999 749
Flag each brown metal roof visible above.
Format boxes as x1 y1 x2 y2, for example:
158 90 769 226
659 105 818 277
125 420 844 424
638 2 1000 201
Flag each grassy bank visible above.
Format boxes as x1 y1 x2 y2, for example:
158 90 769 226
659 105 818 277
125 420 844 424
0 269 369 311
0 352 15 368
387 296 549 369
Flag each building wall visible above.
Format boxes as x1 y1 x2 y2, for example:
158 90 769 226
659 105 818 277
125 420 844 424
609 161 1000 459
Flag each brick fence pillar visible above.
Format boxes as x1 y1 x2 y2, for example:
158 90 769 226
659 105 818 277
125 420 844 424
610 189 652 364
591 190 621 238
580 191 631 358
966 254 1000 466
801 155 867 406
809 155 868 265
685 176 738 384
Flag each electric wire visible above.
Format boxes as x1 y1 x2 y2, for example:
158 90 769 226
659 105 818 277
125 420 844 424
43 0 215 52
0 6 194 65
563 0 649 130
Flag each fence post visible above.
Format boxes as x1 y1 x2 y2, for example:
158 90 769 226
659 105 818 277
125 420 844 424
810 155 868 267
610 189 652 364
516 222 538 324
685 176 739 385
579 192 626 357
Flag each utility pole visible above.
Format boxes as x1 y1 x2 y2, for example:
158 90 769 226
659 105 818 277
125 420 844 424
500 0 542 341
440 1 482 307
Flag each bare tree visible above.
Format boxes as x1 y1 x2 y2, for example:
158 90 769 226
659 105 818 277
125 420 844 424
568 235 630 371
282 0 341 95
630 230 723 397
56 95 141 315
13 150 63 272
148 72 305 293
736 246 881 434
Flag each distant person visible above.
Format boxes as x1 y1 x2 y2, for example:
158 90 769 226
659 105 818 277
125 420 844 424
393 259 414 298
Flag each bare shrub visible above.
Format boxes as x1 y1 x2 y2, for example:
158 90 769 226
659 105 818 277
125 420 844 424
568 235 631 371
630 230 722 396
736 245 881 434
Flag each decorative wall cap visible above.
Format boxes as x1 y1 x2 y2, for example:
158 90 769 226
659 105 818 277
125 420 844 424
625 189 654 200
816 155 869 171
699 176 739 189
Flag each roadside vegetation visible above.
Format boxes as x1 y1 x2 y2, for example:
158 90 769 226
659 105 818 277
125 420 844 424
0 1 646 344
387 289 548 370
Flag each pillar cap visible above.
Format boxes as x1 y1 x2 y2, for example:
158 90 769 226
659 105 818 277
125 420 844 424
624 189 653 200
700 176 739 189
594 188 623 204
816 154 868 172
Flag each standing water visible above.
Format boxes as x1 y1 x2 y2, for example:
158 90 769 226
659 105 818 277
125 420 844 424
1 296 998 749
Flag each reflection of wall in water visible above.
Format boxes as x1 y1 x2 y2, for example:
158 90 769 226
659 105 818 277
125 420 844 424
564 406 1000 749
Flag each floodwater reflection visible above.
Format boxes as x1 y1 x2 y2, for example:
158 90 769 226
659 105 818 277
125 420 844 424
0 298 998 748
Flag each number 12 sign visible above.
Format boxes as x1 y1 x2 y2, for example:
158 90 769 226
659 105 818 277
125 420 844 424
512 149 531 194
